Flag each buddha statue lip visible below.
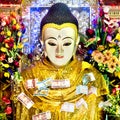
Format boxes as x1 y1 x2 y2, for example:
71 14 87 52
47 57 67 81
55 55 64 58
55 53 64 58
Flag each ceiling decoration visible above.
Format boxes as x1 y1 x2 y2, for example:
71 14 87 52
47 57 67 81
104 0 120 5
0 0 22 4
0 0 120 5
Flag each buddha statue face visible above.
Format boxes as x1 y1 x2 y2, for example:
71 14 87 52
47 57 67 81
42 24 79 67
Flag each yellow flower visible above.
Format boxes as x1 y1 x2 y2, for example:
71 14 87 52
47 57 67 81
7 30 11 36
17 31 22 37
4 72 10 78
13 44 17 49
97 45 105 51
109 42 116 47
109 48 115 54
16 24 20 30
5 43 9 48
17 43 23 49
114 72 120 79
115 33 120 40
12 18 17 25
1 47 7 52
116 106 120 115
3 63 9 68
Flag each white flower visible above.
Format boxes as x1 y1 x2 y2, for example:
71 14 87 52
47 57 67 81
8 57 13 63
103 6 109 13
1 21 6 26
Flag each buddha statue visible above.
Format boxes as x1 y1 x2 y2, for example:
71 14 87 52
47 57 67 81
15 3 108 120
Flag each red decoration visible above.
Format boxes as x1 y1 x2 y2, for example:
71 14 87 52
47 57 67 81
0 0 22 4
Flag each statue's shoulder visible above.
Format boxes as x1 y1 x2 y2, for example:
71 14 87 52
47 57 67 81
21 61 45 75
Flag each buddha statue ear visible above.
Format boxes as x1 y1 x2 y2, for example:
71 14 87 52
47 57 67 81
39 37 47 58
73 35 80 59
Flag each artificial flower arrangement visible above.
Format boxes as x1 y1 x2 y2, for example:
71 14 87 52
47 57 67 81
101 85 120 118
84 7 120 75
0 12 25 119
0 12 25 82
77 5 120 117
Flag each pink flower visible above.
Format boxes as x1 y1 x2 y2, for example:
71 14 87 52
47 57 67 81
106 35 112 42
13 60 19 67
2 96 11 104
112 88 116 95
4 106 12 114
0 35 4 42
99 7 104 17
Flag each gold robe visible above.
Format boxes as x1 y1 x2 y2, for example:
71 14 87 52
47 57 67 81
15 58 108 120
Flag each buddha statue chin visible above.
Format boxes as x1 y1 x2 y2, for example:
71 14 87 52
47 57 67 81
15 3 108 120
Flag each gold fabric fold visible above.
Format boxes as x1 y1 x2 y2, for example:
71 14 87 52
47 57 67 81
15 59 109 120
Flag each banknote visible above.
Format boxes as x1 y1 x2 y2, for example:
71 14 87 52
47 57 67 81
60 102 74 112
51 79 70 88
17 92 34 109
33 89 49 96
37 78 53 90
76 98 88 109
25 78 38 89
32 111 51 120
76 85 88 95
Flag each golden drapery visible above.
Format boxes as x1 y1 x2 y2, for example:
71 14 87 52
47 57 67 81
15 58 108 120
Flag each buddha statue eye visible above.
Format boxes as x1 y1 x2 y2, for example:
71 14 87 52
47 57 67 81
63 42 71 46
48 42 56 46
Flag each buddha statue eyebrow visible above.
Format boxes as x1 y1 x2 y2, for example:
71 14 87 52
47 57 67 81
46 37 57 40
62 37 73 41
46 36 73 41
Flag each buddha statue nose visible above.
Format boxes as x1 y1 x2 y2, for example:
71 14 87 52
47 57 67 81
56 42 64 57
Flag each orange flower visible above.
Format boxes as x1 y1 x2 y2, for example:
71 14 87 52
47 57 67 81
107 63 116 73
103 57 109 64
0 53 6 61
103 50 112 60
116 61 120 68
92 50 104 63
109 56 119 65
10 12 16 18
1 31 5 35
92 50 100 56
97 45 105 51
